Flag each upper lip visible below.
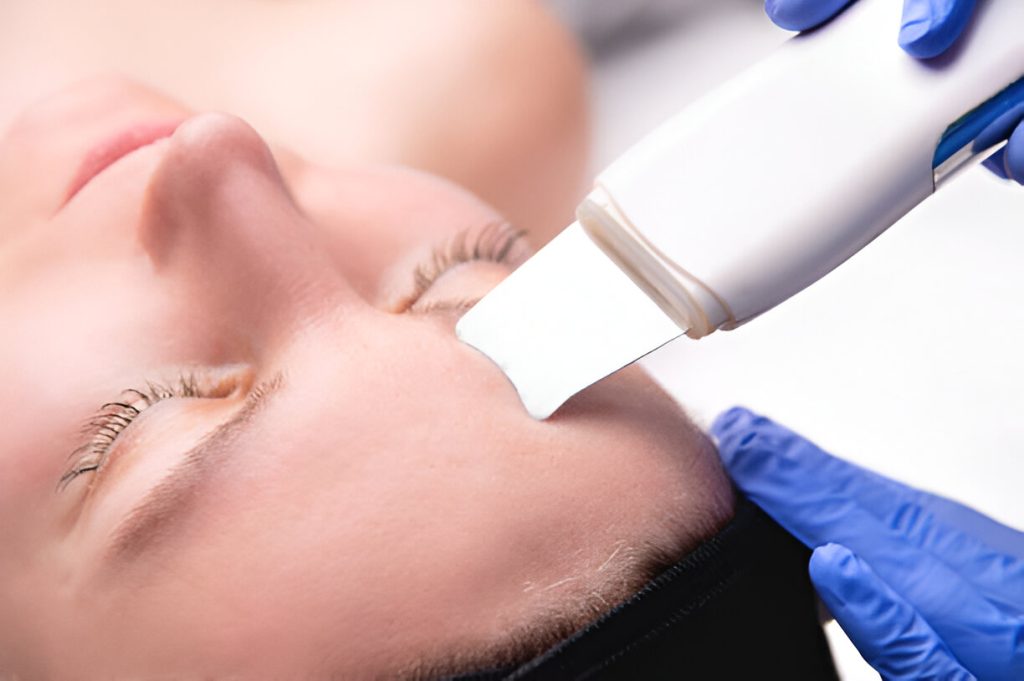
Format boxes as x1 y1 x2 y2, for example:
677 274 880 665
62 119 184 206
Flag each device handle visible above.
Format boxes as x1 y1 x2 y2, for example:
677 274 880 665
588 0 1024 337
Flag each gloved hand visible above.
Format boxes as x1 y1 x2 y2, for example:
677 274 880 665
712 406 1024 681
764 0 1024 184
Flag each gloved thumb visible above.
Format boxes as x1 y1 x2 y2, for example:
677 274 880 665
809 543 976 681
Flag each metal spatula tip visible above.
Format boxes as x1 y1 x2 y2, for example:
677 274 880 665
455 222 684 419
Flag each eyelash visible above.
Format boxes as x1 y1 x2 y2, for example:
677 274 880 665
404 221 526 309
58 374 205 491
56 226 523 489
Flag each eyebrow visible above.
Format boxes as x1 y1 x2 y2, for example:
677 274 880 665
100 375 283 569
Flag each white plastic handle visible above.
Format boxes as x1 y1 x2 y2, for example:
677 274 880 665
588 0 1024 336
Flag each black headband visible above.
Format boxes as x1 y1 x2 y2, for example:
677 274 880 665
449 496 838 680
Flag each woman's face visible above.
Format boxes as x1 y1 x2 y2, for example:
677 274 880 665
0 80 731 679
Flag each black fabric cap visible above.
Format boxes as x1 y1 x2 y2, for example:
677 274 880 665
449 495 838 680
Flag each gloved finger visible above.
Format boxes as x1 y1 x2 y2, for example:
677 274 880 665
714 410 1024 678
976 103 1024 183
802 495 1024 677
819 512 1024 678
712 407 1024 609
713 406 910 527
975 104 1024 152
984 140 1024 184
1007 122 1024 183
764 0 854 32
712 407 915 549
810 544 976 681
923 493 1024 562
899 0 977 60
875 495 1024 615
983 148 1011 181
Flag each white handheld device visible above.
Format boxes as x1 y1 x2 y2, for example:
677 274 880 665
456 0 1024 419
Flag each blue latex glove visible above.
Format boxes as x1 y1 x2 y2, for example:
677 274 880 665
764 0 1024 184
979 104 1024 185
712 406 1024 681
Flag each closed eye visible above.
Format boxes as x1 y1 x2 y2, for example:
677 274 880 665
398 221 527 312
58 371 240 492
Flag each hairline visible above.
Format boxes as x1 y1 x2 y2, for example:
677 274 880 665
388 503 727 681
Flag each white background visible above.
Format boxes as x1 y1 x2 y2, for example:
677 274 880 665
589 1 1024 677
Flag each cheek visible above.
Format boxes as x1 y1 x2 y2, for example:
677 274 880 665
86 317 709 671
142 324 529 626
0 279 143 496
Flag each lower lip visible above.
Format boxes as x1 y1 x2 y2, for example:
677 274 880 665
63 120 184 206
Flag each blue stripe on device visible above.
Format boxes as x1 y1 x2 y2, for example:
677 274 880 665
934 75 1024 168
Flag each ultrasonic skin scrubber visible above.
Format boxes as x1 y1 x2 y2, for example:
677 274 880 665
456 0 1024 419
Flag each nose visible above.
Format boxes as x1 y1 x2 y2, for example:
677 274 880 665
141 113 358 334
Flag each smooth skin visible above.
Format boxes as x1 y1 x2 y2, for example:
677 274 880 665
0 0 591 241
0 51 733 681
